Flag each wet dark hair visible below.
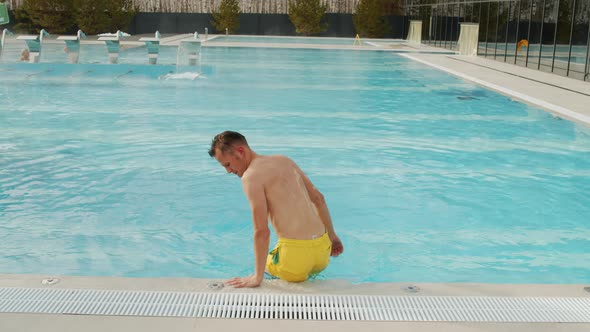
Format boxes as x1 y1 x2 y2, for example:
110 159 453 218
208 131 248 157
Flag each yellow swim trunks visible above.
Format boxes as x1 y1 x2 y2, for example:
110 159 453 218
266 232 332 282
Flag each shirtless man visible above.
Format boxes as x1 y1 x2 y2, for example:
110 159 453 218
208 131 344 288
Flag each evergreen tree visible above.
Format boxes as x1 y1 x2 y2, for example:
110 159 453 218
22 0 75 34
73 0 109 35
288 0 328 36
212 0 241 34
353 0 392 38
105 0 137 33
12 6 39 33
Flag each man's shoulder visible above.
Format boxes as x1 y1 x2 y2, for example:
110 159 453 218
268 154 292 163
242 156 280 180
269 155 301 171
244 155 295 180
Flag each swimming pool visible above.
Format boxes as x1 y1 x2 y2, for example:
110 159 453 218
1 44 589 284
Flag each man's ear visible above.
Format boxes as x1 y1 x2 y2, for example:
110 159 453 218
235 146 245 156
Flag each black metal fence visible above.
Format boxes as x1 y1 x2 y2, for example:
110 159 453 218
404 0 590 81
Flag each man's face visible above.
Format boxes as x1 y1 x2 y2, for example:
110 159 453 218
215 147 245 178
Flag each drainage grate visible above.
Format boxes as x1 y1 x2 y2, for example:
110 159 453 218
0 287 589 322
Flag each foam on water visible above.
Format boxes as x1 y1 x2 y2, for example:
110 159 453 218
159 72 201 80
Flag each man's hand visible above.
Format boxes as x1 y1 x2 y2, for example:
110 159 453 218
225 275 263 288
330 235 344 257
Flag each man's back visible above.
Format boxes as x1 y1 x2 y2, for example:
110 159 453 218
243 155 325 240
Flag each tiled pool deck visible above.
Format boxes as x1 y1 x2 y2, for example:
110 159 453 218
1 274 589 331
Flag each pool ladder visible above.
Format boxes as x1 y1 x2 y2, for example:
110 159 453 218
0 28 13 57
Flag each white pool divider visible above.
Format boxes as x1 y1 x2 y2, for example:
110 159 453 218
16 29 49 63
98 30 126 64
407 20 422 44
457 23 480 56
0 287 589 322
56 30 86 64
139 31 161 65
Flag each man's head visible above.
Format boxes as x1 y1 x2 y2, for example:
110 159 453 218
208 131 251 177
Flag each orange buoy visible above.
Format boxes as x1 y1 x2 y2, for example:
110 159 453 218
517 39 529 52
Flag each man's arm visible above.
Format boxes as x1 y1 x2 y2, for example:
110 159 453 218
293 161 344 257
242 176 270 284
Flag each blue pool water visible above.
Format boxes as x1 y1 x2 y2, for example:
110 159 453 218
1 44 589 284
